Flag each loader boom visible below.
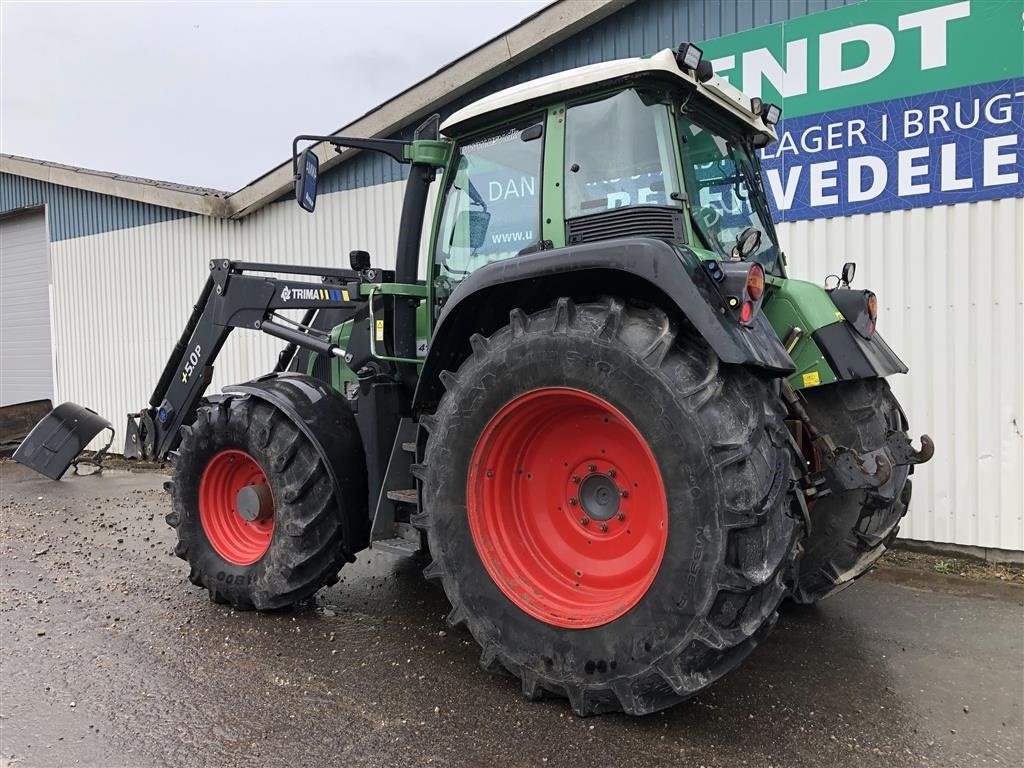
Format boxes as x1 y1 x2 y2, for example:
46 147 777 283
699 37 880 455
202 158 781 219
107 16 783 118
126 259 366 461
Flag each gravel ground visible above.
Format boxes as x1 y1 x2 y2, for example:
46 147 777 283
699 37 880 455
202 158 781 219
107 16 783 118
1 462 1021 768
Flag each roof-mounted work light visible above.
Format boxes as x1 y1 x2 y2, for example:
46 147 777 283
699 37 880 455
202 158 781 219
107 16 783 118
675 42 703 71
750 97 763 116
763 103 782 126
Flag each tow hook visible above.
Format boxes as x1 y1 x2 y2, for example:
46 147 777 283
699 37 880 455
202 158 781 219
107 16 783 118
825 432 934 495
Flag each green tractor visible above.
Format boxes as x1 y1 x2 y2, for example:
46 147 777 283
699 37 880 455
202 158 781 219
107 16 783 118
16 45 932 715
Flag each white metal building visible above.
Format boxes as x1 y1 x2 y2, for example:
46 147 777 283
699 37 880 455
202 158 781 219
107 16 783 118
1 0 1021 557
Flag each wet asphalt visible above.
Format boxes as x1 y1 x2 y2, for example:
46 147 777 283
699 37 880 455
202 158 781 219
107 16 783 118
0 462 1021 768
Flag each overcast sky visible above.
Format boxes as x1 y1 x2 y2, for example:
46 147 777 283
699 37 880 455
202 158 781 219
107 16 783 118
1 1 549 191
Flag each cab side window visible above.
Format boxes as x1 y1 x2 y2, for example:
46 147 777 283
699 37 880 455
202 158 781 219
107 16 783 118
434 119 543 288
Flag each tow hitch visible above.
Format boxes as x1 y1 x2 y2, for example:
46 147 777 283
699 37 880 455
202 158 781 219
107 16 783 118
826 431 934 496
782 381 934 500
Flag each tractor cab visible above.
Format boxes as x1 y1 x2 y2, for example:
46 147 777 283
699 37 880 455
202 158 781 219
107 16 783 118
430 46 785 306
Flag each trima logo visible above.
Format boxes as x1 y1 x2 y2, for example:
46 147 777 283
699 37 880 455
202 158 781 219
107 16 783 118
280 286 347 302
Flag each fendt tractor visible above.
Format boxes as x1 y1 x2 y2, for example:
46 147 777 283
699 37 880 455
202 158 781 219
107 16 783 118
17 46 933 715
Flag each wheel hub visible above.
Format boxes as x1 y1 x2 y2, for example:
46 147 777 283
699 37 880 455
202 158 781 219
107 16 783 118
580 473 619 519
236 482 273 522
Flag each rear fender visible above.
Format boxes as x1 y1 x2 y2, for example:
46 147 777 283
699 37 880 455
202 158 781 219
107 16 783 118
414 237 794 412
764 277 907 391
224 373 370 552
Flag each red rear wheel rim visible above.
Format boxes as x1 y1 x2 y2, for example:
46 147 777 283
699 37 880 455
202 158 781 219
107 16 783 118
466 388 668 629
199 449 275 566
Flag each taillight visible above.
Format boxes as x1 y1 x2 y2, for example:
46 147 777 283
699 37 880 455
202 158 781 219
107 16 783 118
706 260 767 326
865 292 877 336
746 264 765 301
739 301 754 323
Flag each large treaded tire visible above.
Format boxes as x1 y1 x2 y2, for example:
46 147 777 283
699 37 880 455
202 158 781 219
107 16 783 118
418 297 802 715
167 395 358 610
793 378 912 604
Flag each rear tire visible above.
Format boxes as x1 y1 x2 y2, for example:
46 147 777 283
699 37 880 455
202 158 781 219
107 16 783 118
167 395 359 610
418 297 801 715
793 378 912 603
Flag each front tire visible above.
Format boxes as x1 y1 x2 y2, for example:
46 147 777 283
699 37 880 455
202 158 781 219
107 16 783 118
419 298 801 715
167 395 360 610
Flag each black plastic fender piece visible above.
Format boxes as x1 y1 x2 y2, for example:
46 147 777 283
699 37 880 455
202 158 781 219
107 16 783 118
415 237 795 411
13 402 112 480
224 372 371 552
812 323 908 380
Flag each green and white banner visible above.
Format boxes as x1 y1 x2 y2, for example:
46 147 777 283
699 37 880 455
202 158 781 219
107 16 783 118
701 0 1024 221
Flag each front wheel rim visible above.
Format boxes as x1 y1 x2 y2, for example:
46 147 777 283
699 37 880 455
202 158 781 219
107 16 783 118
466 388 668 629
199 449 275 566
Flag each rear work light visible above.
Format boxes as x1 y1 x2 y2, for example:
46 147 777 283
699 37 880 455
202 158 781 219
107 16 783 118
706 261 767 327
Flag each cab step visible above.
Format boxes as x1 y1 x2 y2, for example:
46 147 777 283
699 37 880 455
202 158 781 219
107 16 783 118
387 488 418 505
372 536 422 557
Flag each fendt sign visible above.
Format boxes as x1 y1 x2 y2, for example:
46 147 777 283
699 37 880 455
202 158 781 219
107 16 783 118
703 0 1024 221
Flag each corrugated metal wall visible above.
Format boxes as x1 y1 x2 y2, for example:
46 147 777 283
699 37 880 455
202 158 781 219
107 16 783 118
49 180 436 450
50 189 1024 552
8 0 1023 553
778 198 1024 551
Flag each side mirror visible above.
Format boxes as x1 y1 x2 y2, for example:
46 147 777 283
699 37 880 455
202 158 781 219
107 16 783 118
454 209 491 251
734 227 762 259
295 149 320 212
841 261 856 286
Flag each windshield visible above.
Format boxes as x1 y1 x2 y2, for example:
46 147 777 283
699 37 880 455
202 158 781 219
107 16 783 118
677 114 780 272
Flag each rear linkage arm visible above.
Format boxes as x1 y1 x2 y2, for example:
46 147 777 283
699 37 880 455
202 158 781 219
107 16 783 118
125 258 366 462
781 381 934 502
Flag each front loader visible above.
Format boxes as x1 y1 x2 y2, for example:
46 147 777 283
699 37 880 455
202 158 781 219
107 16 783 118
16 44 932 715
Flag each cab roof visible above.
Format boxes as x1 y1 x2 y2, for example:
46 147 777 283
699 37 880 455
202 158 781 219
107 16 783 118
440 48 778 142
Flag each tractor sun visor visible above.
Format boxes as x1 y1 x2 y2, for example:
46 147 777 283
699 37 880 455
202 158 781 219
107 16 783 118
704 260 766 327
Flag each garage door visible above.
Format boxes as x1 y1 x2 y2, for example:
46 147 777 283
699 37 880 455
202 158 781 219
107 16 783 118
0 210 54 407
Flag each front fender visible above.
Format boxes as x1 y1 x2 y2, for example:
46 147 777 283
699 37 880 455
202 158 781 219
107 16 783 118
224 373 369 551
415 237 794 412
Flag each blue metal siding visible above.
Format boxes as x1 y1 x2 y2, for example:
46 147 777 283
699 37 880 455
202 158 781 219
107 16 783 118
0 173 194 241
318 0 862 196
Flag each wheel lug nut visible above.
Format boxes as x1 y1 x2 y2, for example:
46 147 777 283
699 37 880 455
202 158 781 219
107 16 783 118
599 522 608 532
620 489 629 498
608 468 616 477
617 512 625 521
569 497 578 506
486 470 493 478
588 464 597 472
571 475 580 484
579 517 590 526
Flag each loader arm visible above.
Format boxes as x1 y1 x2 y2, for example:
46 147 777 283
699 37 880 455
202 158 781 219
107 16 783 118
126 258 368 461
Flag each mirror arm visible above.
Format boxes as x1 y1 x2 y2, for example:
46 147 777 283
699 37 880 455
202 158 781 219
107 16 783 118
291 134 411 178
